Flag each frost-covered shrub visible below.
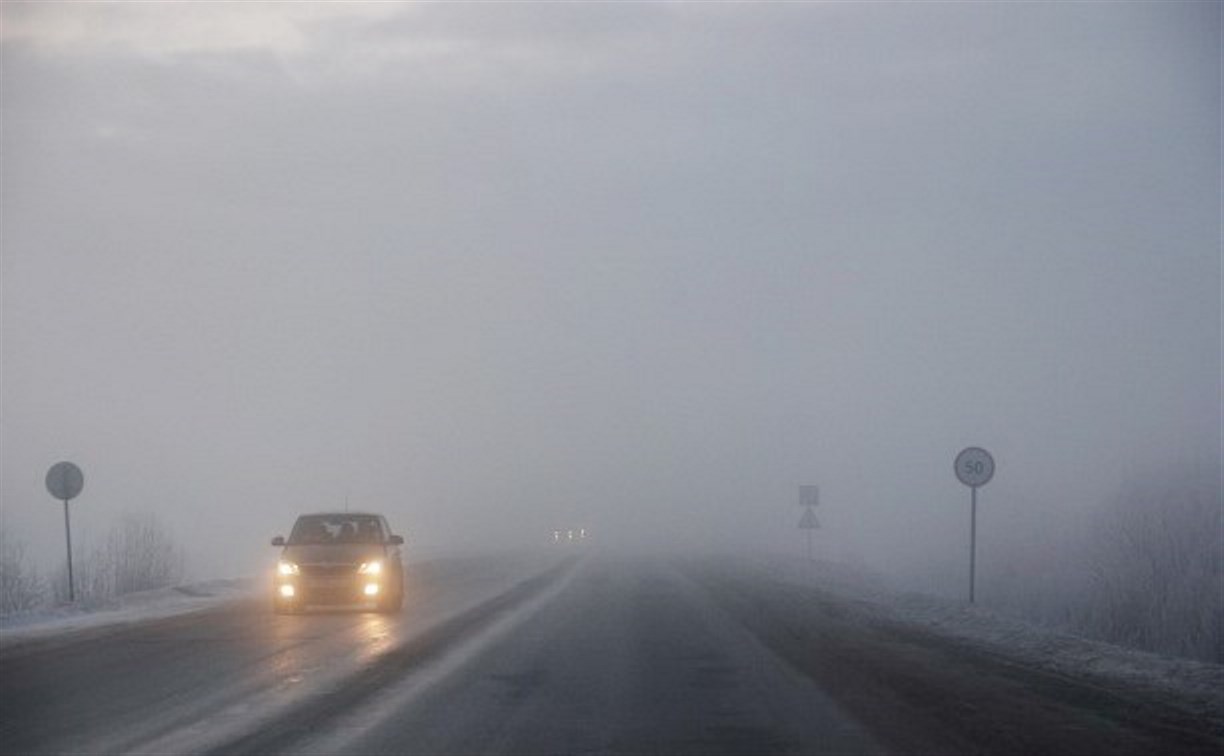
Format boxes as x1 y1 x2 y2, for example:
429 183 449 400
973 474 1221 664
0 534 45 614
52 512 184 603
1075 478 1223 663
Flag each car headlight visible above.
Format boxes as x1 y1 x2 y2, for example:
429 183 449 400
278 561 300 576
358 561 382 576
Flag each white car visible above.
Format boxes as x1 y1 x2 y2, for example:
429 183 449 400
271 512 405 614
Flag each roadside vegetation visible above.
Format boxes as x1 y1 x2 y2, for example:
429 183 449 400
1076 478 1222 662
0 534 45 614
1 512 184 612
983 474 1223 664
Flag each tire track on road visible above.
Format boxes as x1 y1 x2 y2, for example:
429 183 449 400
209 556 581 756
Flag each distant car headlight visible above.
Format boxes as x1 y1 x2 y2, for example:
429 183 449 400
278 561 300 576
358 561 382 576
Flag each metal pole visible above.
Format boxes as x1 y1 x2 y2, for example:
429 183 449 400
969 486 977 604
806 528 813 562
63 499 75 602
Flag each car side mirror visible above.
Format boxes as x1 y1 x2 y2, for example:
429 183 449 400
271 536 285 546
388 534 404 545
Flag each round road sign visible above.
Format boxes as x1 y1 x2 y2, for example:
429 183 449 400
46 462 84 501
954 447 995 488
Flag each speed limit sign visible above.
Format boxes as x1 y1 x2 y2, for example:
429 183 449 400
955 447 995 488
954 446 994 604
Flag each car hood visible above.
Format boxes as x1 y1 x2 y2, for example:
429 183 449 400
280 544 383 565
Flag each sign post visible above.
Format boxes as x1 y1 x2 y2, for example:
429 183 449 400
798 485 820 562
954 447 994 604
45 462 84 602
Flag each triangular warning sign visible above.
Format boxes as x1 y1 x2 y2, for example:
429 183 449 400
798 507 819 530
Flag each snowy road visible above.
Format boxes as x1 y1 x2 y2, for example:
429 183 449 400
1 553 1220 755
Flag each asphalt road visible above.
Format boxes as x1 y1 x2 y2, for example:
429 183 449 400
0 553 569 755
2 552 1220 755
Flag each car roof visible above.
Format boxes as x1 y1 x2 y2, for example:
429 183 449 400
296 511 384 518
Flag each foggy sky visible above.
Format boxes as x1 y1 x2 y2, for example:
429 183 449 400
2 2 1219 583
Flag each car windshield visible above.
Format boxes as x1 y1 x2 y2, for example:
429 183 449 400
289 515 383 545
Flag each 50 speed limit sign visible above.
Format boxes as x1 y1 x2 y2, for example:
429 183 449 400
955 447 995 488
954 446 994 604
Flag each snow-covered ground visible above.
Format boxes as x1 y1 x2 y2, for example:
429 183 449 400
0 578 257 650
740 554 1224 722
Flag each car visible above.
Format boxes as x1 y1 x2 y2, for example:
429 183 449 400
270 512 405 614
551 527 589 544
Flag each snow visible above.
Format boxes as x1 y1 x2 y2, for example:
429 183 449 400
0 578 257 650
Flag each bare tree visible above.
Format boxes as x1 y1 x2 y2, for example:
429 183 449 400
52 512 185 603
1076 477 1223 663
97 512 185 596
0 534 45 614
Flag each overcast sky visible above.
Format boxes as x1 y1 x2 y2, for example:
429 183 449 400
2 2 1219 582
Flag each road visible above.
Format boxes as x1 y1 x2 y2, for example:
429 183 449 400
1 552 1220 755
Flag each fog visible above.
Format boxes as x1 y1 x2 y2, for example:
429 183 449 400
1 2 1219 596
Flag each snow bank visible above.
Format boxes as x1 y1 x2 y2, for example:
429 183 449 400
0 578 256 650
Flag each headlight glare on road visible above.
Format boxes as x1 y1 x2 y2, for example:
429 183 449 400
358 561 382 576
278 561 299 576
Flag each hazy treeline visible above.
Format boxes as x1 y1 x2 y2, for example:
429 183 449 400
1 512 183 610
982 474 1222 663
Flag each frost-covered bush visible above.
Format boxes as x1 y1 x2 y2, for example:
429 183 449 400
0 534 45 614
1074 478 1223 663
974 474 1221 664
52 512 184 603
